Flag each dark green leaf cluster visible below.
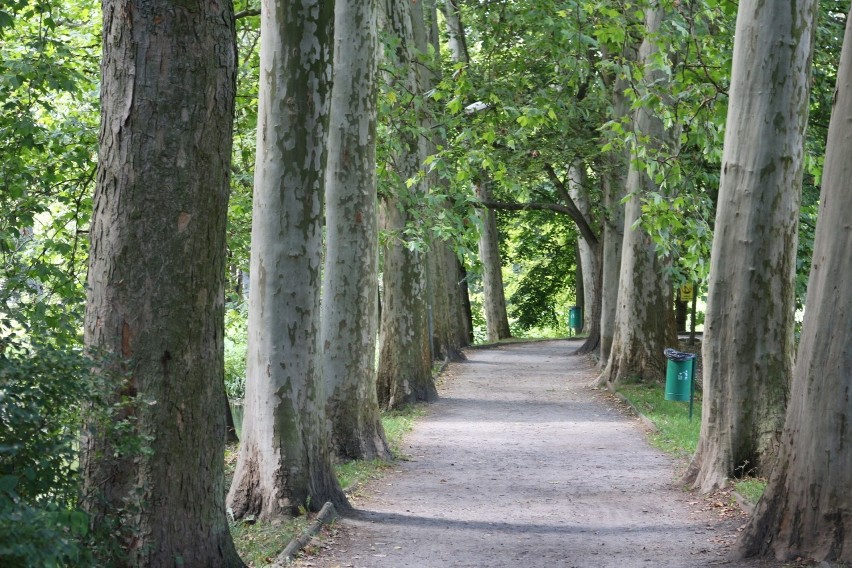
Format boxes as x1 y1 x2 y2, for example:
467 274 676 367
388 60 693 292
0 334 146 567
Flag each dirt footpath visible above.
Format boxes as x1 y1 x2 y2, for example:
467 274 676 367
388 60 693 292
295 340 780 568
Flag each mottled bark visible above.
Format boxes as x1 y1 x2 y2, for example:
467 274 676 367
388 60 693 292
422 0 465 363
736 8 848 562
321 0 391 462
568 163 602 355
81 0 243 564
599 4 677 387
377 199 436 409
685 0 813 492
599 76 630 364
476 182 512 342
376 0 437 410
227 0 348 519
445 248 472 350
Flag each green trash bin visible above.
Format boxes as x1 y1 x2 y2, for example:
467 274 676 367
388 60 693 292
664 348 697 419
568 306 582 331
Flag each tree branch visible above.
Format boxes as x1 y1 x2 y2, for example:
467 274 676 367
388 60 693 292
479 198 600 252
543 164 600 249
235 8 260 19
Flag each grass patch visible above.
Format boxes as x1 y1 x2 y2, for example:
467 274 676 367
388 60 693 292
335 458 391 491
225 404 426 564
617 383 767 502
734 478 767 504
382 404 427 455
617 382 702 460
333 404 427 492
229 518 308 567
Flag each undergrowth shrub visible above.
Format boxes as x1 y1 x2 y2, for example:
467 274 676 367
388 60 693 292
0 335 146 567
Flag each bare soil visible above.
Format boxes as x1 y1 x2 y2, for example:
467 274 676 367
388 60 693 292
294 339 785 568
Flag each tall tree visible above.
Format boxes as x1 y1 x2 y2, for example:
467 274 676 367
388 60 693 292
684 0 815 491
321 0 391 461
599 2 678 387
598 59 632 364
442 0 511 343
735 7 849 561
423 0 467 362
80 0 244 564
566 161 603 354
568 163 598 334
476 181 513 341
376 0 437 409
227 0 348 519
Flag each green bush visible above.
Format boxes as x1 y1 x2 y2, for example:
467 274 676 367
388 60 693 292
0 337 141 567
224 303 248 400
0 339 96 566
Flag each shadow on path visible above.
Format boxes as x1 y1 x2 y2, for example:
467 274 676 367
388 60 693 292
297 340 775 568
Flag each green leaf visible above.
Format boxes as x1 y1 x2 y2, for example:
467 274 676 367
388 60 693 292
0 475 18 493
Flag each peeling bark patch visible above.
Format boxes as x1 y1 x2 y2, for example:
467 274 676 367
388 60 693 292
177 211 191 232
122 320 133 356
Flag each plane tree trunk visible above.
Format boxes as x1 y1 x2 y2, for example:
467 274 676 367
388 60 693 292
684 0 814 492
599 4 678 387
376 0 437 410
81 0 244 564
321 0 391 462
227 0 348 519
736 8 849 562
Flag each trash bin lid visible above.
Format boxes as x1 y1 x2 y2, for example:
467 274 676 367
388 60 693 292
663 348 696 361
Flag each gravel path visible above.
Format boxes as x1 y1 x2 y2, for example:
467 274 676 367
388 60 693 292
295 339 780 568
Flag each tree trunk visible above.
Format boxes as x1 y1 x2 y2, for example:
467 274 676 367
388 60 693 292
599 73 631 364
227 0 348 520
226 397 239 443
420 0 465 363
321 0 391 462
735 8 847 562
441 0 469 65
458 260 475 344
439 0 474 350
598 4 677 387
684 0 813 492
81 0 243 564
476 181 512 342
377 200 437 409
376 0 437 410
444 249 471 351
569 164 597 334
568 162 602 355
675 297 688 334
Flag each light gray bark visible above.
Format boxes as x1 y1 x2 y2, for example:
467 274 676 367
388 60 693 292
569 164 597 333
81 0 243 564
476 181 512 342
321 0 391 462
227 0 348 519
736 8 848 563
566 162 603 356
441 0 469 65
599 75 630 364
599 4 677 387
684 0 814 492
421 0 466 362
376 0 437 410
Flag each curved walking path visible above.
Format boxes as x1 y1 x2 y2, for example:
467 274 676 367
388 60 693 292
297 340 779 568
